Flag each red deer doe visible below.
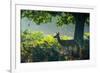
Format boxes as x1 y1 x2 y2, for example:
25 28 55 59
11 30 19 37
54 32 81 60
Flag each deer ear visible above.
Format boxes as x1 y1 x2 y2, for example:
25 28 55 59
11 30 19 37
57 32 59 34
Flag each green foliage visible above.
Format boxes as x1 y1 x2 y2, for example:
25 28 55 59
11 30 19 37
61 35 73 40
56 13 74 26
21 30 89 63
21 10 75 26
84 32 90 39
21 30 45 62
21 30 59 62
21 10 52 25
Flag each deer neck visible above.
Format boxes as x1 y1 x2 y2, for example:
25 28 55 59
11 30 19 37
57 36 61 44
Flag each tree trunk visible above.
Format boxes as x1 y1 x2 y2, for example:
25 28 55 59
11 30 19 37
74 13 86 47
73 13 88 59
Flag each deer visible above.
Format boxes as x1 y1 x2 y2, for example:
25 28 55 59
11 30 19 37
54 32 81 60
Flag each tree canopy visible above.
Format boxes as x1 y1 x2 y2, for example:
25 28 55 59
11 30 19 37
21 10 77 26
21 10 89 26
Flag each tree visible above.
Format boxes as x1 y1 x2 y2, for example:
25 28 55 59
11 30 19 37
72 13 89 48
21 10 89 50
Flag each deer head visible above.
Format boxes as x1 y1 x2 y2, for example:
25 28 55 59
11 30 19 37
54 32 60 39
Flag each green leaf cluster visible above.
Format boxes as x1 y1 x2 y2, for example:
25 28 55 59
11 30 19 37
21 30 73 62
21 10 75 26
21 30 89 62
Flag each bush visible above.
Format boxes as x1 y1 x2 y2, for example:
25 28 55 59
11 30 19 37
21 30 89 63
